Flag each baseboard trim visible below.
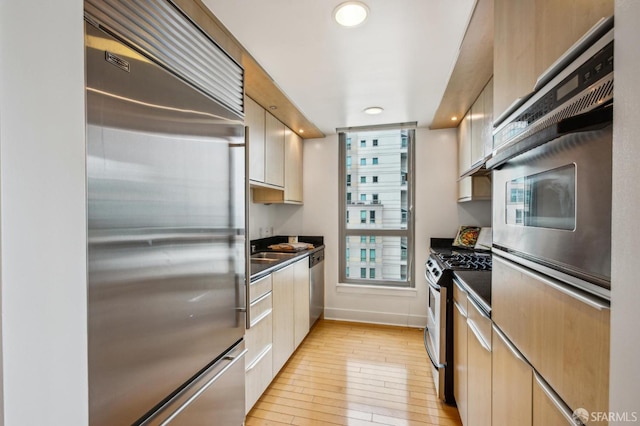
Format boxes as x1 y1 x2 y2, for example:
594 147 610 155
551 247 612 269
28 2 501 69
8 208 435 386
323 307 427 328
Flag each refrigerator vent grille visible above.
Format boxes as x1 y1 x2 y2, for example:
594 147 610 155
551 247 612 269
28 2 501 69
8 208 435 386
85 0 244 117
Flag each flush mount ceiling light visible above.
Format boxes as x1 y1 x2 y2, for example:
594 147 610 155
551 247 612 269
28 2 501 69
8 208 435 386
333 1 369 27
364 106 384 115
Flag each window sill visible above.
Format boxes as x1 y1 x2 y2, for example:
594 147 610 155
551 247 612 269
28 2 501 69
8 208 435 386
337 283 418 297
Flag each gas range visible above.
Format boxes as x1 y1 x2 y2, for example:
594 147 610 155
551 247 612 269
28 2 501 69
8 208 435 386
426 250 492 286
424 243 493 405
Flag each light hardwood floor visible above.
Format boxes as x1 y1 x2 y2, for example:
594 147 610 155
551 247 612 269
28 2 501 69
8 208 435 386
245 320 462 426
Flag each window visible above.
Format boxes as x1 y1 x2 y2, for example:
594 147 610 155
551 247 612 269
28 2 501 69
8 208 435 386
360 139 366 147
340 127 415 287
346 211 349 223
347 138 352 150
346 192 352 203
346 266 350 277
346 156 351 168
347 174 351 186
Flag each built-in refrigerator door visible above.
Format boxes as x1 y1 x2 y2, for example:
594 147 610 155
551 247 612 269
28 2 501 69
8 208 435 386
85 22 245 425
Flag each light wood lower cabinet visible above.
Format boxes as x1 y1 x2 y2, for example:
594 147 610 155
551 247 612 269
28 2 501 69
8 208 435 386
533 373 577 425
492 325 533 425
272 264 294 375
466 298 492 426
492 255 610 425
293 258 310 348
453 283 468 426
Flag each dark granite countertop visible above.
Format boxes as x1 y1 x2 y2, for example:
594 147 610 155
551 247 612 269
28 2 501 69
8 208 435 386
453 270 492 316
249 236 324 282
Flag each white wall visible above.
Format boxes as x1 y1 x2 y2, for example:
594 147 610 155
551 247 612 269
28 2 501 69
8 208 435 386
610 0 640 420
268 128 489 327
0 1 88 425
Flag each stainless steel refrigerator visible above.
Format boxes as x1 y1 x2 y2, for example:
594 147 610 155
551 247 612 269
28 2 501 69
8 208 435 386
85 12 246 425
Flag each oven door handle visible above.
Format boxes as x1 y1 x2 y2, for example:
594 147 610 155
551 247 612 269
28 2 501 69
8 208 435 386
424 269 441 291
423 326 446 370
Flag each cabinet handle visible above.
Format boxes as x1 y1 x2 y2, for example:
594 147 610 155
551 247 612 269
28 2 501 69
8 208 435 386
468 295 490 321
492 324 528 364
534 373 582 425
467 319 491 353
250 291 271 307
454 300 467 318
250 308 272 328
245 345 272 372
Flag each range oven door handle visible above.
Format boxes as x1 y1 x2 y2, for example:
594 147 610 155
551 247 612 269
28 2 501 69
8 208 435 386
423 326 446 370
424 269 441 291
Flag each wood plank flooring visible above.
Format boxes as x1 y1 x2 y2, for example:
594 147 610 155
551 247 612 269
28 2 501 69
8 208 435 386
245 320 462 426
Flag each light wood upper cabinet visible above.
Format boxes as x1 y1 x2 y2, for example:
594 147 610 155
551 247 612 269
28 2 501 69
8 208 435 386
470 88 485 167
458 110 472 176
494 0 613 120
245 96 266 183
265 112 285 188
284 128 303 204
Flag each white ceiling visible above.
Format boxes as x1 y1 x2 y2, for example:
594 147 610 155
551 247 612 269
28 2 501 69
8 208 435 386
202 0 476 135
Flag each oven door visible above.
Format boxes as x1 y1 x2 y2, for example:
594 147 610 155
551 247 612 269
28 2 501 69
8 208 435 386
424 270 447 400
492 117 612 296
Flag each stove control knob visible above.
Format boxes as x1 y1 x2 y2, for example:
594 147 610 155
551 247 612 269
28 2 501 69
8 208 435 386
432 268 440 277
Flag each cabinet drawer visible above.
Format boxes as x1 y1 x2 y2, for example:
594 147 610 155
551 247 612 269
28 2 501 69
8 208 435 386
250 274 272 302
492 255 610 421
246 294 273 365
453 279 468 314
467 296 491 351
245 346 273 415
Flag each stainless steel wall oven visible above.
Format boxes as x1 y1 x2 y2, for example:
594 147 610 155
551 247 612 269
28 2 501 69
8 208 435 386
489 18 613 299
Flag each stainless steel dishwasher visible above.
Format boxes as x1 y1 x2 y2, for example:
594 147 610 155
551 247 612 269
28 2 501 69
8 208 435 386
309 248 325 327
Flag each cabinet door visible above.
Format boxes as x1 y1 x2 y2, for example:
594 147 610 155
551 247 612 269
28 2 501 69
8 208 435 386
458 111 472 176
265 112 285 187
533 373 576 426
293 258 310 348
272 264 294 375
492 325 533 426
470 88 485 167
245 96 265 183
453 299 468 426
482 78 493 158
284 128 303 203
466 300 492 426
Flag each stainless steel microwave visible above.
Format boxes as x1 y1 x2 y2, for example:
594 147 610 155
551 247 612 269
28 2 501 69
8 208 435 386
488 21 613 299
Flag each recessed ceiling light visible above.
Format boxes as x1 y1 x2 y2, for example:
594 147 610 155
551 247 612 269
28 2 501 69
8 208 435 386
364 106 383 115
299 129 305 134
451 116 458 121
269 105 277 110
333 2 369 27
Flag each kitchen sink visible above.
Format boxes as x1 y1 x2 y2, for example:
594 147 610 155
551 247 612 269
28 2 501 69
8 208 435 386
250 252 297 262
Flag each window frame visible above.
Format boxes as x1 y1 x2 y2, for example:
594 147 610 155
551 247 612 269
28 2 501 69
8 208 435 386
338 125 416 288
